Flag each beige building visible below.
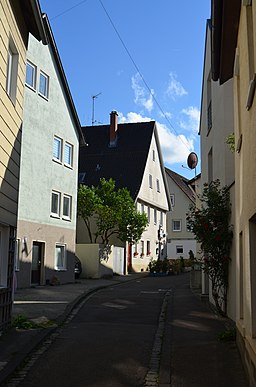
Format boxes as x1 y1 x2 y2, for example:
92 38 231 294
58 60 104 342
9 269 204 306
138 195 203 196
199 19 236 319
0 0 46 331
211 0 256 384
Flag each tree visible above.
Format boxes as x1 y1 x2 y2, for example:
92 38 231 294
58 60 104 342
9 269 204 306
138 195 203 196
186 180 233 316
77 178 148 245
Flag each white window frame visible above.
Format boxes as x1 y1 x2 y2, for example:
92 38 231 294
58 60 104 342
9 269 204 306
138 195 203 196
55 244 66 271
63 194 72 220
64 142 73 168
6 40 18 103
172 219 182 232
39 70 49 98
51 191 61 218
25 61 36 90
149 174 153 189
53 136 63 162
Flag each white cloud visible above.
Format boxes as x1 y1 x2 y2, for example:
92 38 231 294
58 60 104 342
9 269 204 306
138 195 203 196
131 73 154 112
118 111 194 165
166 72 188 100
180 106 200 134
157 122 194 164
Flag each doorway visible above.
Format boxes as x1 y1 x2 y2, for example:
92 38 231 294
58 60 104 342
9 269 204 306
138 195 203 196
31 242 43 285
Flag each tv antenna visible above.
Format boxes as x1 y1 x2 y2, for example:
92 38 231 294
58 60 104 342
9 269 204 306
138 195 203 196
91 92 101 125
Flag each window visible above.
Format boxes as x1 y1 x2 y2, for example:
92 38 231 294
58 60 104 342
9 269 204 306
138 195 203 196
64 142 73 167
140 240 144 257
51 191 61 217
39 71 49 98
53 136 62 162
156 179 160 192
149 174 153 189
147 206 150 222
141 203 144 213
160 211 163 226
170 194 175 208
55 244 66 270
25 61 36 89
146 241 151 256
63 195 72 220
172 220 181 232
176 245 183 254
6 41 18 103
153 150 155 161
154 209 157 224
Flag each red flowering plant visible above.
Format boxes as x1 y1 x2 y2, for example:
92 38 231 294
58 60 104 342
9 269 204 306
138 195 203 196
186 180 233 316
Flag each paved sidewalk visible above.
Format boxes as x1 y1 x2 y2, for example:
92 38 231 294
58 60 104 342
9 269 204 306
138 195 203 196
0 273 145 385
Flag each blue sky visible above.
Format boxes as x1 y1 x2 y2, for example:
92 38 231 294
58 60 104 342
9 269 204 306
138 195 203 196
40 0 210 179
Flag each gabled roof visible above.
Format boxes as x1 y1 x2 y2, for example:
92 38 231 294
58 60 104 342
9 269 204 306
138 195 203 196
79 120 170 207
165 167 196 203
41 14 86 144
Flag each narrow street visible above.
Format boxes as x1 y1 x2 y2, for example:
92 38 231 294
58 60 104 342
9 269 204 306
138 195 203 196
5 273 247 387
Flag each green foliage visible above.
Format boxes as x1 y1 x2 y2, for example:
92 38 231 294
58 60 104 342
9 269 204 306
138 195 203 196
186 180 233 316
225 132 235 153
12 314 36 330
148 258 171 273
78 178 148 245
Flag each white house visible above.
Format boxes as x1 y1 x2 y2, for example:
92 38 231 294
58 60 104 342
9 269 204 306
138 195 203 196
77 111 170 274
165 168 197 260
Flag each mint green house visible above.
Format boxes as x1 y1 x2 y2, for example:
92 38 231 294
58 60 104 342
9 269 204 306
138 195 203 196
16 15 84 288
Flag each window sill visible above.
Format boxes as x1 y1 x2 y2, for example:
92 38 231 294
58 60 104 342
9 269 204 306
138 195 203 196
52 158 62 165
50 214 60 219
55 268 67 272
64 163 73 170
25 83 36 92
38 92 49 101
62 217 71 222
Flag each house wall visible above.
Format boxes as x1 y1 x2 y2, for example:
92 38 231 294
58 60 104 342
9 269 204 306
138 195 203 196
0 0 27 228
133 131 169 271
76 244 114 278
233 4 256 385
16 33 79 287
166 173 196 260
0 0 29 331
200 21 236 320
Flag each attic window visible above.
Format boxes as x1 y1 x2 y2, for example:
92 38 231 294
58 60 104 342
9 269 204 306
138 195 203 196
153 150 155 161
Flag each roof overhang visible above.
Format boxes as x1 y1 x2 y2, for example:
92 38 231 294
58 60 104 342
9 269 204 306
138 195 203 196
211 0 241 84
11 0 47 44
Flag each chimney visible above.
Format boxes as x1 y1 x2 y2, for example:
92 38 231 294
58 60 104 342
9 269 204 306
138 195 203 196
109 110 118 147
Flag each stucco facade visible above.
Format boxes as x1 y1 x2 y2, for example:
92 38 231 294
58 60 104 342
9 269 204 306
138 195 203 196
232 3 256 385
132 130 169 272
199 20 236 320
165 168 196 261
16 22 81 287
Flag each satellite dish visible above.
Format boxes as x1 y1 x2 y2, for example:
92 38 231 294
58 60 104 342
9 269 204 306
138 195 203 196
187 152 198 170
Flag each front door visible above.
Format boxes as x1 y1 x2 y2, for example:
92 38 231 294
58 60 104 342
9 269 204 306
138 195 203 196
31 242 42 285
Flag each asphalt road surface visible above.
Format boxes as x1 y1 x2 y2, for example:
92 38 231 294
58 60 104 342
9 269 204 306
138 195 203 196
17 275 173 387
